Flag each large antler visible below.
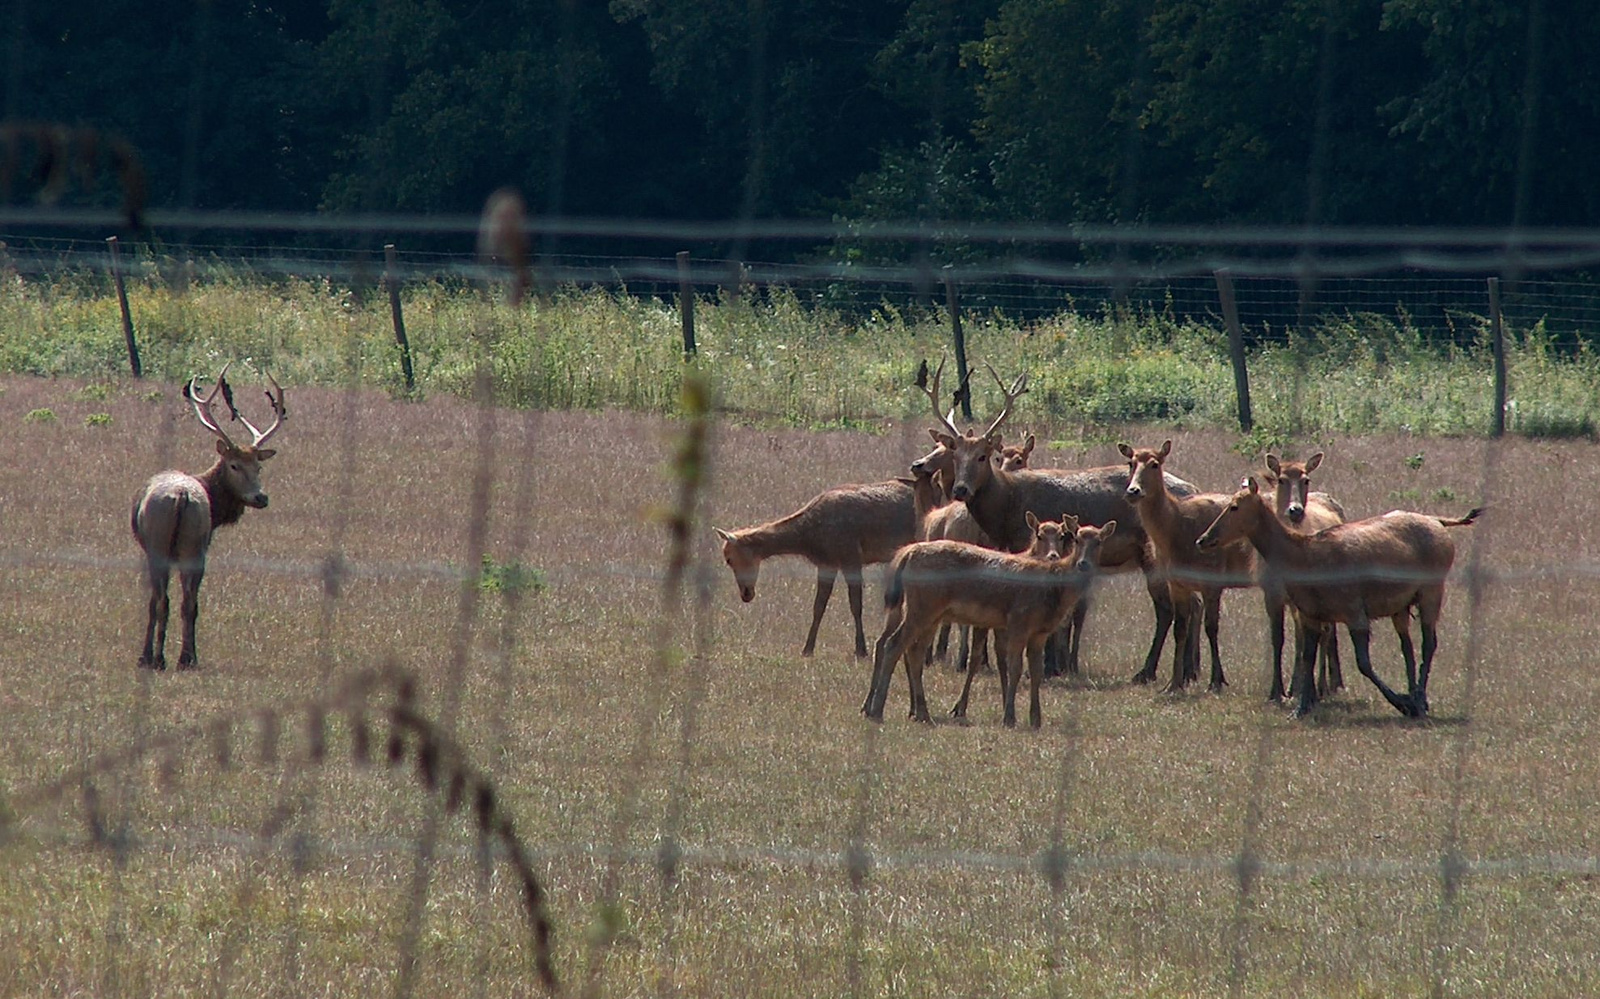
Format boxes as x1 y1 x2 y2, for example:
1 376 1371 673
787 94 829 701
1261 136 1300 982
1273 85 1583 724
982 363 1029 439
186 362 240 450
186 364 286 449
915 354 965 439
233 370 287 448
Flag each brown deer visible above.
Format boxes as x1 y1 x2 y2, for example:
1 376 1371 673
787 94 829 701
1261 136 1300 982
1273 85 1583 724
132 365 285 670
1196 477 1481 718
1119 440 1255 693
715 479 917 658
1260 452 1348 701
901 464 996 674
997 432 1036 472
912 361 1198 682
863 513 1114 729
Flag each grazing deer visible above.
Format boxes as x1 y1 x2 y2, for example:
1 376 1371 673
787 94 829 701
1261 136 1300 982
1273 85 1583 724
715 479 917 657
1119 441 1255 693
132 365 285 670
1260 452 1347 701
1196 477 1481 719
863 513 1114 729
912 360 1198 682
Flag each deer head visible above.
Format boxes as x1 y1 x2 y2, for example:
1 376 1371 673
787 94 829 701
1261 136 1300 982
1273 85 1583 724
187 363 287 509
916 357 1029 503
1263 452 1324 525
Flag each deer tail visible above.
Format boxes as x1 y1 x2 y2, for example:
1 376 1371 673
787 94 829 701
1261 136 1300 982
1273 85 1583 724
1440 506 1485 528
168 494 190 560
884 553 908 610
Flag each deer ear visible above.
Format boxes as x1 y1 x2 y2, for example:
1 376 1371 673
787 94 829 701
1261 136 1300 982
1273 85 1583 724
1062 514 1079 532
1117 443 1134 459
1245 476 1260 494
1305 452 1324 473
1025 511 1040 531
930 429 955 448
1022 433 1036 454
895 476 916 487
255 449 277 461
1101 520 1117 539
1265 454 1282 475
215 438 231 456
713 527 734 543
1158 440 1172 459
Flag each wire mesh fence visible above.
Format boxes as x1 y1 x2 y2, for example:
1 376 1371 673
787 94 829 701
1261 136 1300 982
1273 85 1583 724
3 218 1600 998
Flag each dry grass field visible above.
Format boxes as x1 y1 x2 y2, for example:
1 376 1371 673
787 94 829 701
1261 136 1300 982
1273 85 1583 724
3 371 1600 998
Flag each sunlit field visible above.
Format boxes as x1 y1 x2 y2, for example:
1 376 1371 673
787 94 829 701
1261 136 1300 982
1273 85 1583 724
3 371 1598 998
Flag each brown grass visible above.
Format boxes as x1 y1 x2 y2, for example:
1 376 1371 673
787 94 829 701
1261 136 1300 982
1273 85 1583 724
3 372 1599 998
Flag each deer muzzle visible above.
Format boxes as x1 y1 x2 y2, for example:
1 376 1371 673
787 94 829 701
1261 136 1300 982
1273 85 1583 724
249 492 269 509
1286 504 1305 523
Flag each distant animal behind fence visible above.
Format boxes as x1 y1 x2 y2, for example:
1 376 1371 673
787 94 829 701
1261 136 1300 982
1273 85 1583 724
131 364 285 670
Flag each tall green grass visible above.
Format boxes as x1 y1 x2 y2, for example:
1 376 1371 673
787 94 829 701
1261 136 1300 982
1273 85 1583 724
3 267 1597 438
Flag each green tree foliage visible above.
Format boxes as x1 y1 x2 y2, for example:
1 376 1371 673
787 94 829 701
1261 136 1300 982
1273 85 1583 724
5 0 1600 233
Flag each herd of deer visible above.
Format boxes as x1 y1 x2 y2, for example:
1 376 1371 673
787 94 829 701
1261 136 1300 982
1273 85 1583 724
131 361 1480 731
716 359 1483 727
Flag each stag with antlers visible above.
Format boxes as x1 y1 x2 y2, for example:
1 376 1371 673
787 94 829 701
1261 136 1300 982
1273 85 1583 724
131 364 285 670
910 357 1201 682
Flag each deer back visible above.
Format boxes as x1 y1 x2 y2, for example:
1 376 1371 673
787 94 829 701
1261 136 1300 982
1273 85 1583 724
133 472 214 563
965 465 1168 568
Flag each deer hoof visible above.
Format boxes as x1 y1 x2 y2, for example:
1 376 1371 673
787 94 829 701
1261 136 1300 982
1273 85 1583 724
138 655 165 671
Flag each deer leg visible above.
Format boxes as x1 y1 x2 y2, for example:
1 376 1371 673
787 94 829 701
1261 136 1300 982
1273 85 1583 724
1348 626 1419 717
1026 640 1046 730
139 562 170 670
1001 637 1027 728
950 642 981 723
974 628 991 672
1416 620 1438 717
934 622 953 663
1265 595 1287 703
1164 591 1196 693
1321 627 1345 693
954 625 970 672
802 567 837 657
1290 620 1321 718
1066 597 1088 676
1393 613 1419 701
176 566 204 669
862 621 906 720
904 636 934 724
1204 589 1227 692
1132 571 1174 684
844 564 868 658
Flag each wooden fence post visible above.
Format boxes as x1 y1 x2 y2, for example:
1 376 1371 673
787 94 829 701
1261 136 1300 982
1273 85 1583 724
1214 268 1252 432
107 236 141 378
942 266 973 422
1488 276 1506 437
384 244 416 392
677 251 697 359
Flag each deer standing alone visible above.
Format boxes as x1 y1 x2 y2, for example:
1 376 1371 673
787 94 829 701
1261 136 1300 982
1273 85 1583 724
1260 452 1347 700
1119 441 1256 693
863 513 1114 729
132 365 285 670
715 479 917 657
913 361 1199 682
1196 477 1481 718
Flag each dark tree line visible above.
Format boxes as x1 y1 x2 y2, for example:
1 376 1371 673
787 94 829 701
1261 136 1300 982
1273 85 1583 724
5 0 1597 248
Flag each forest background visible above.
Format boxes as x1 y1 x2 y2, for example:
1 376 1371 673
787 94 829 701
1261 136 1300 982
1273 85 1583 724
10 0 1592 244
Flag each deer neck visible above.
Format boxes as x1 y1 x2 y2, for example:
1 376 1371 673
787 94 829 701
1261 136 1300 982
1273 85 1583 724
964 467 1023 549
196 458 248 529
1136 480 1185 547
740 516 819 560
1243 504 1306 568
